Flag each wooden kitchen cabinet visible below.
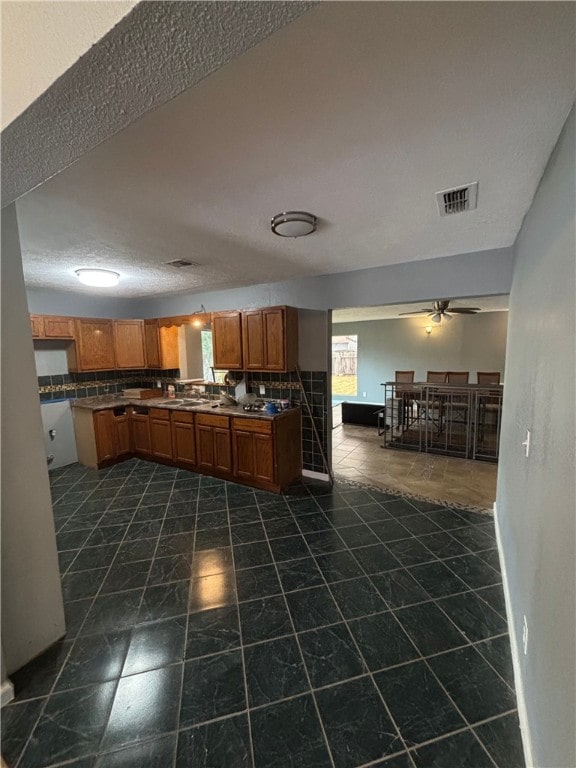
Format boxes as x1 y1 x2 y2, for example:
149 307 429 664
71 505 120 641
171 411 196 468
242 307 298 372
131 409 151 456
195 413 232 476
68 318 115 371
113 320 146 369
149 408 173 460
212 311 243 370
144 319 179 369
30 315 44 338
232 419 274 485
93 410 116 463
73 405 133 468
30 314 75 339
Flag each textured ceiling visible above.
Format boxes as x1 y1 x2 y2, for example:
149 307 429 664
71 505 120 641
13 2 576 298
1 0 137 129
332 295 509 324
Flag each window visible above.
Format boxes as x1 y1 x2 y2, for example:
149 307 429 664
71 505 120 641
332 335 358 396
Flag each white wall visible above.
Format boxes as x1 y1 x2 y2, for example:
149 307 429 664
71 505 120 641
496 106 575 768
1 205 65 673
333 312 508 402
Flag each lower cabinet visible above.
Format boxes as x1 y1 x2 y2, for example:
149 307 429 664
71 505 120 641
171 411 196 468
131 409 151 456
195 413 232 476
149 408 173 461
232 419 274 485
74 406 133 468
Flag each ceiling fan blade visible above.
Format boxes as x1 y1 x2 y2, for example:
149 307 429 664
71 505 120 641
442 312 453 322
449 308 480 314
398 309 432 315
431 313 442 323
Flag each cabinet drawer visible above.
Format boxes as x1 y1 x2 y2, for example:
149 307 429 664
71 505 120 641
44 316 75 338
195 413 230 429
233 417 272 434
171 410 194 424
149 408 170 420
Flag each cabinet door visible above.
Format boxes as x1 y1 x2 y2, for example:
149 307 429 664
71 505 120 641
115 415 132 457
212 311 243 370
150 418 173 460
114 320 146 369
30 315 44 338
144 320 161 368
93 410 115 462
74 319 115 371
159 325 179 369
214 427 232 474
172 420 196 466
253 432 275 483
44 316 75 338
242 310 265 370
233 430 255 481
195 424 215 470
132 416 151 454
262 308 286 371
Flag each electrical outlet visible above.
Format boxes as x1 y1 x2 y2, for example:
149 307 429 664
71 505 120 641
362 391 367 397
522 615 529 655
522 429 531 457
259 385 265 395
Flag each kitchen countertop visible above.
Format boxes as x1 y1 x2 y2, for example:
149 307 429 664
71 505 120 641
71 396 297 421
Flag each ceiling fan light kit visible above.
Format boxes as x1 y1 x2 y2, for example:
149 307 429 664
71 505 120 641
399 299 480 321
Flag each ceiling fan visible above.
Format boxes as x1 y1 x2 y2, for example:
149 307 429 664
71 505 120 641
399 299 481 323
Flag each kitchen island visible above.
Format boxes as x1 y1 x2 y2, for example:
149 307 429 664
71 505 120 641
72 397 302 492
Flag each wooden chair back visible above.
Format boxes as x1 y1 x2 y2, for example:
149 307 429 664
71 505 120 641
447 371 470 385
426 371 447 383
477 372 501 385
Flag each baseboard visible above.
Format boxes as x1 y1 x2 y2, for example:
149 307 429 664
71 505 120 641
493 501 535 768
302 469 330 482
1 679 14 708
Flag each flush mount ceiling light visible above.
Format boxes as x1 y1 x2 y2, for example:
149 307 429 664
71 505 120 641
75 268 120 287
271 211 317 238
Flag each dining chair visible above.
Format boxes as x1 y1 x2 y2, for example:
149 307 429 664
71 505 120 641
477 372 501 385
394 370 416 427
426 371 447 383
447 371 469 384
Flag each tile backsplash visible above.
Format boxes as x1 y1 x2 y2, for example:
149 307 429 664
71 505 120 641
37 369 180 402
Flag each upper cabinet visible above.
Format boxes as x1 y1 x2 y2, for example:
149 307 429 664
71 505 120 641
68 319 115 371
30 314 75 339
212 311 243 370
113 320 146 369
242 307 298 372
146 320 179 369
144 319 162 368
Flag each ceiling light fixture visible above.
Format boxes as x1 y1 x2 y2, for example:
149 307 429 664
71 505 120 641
425 326 433 335
271 211 317 238
75 268 119 287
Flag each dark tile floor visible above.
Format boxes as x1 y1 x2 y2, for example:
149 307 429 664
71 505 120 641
2 459 525 768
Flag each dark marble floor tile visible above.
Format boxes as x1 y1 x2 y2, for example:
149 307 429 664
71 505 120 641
353 544 401 575
425 508 469 531
277 557 325 592
102 664 182 749
255 499 292 520
304 529 346 555
160 513 196 535
394 602 466 656
192 547 233 578
194 527 231 550
229 504 263 525
476 584 507 617
62 568 108 602
329 576 388 619
155 532 196 558
354 502 390 524
188 571 237 613
11 639 72 701
180 650 245 727
314 550 364 582
147 553 193 586
399 514 443 537
375 660 465 746
234 540 273 569
324 507 364 528
409 561 469 599
438 591 507 642
454 508 493 526
382 498 420 519
64 598 93 638
412 730 493 767
285 586 341 632
336 524 380 549
265 516 302 538
316 676 402 768
196 508 230 529
269 534 312 562
429 645 517 723
288 497 322 516
1 698 45 765
123 616 187 675
371 752 414 767
139 581 189 622
239 595 293 645
444 554 502 590
231 520 267 544
340 489 377 507
97 733 176 767
385 538 437 567
122 519 163 542
416 531 470 560
186 605 240 658
166 499 196 517
314 493 351 512
113 538 157 565
370 569 430 609
132 503 168 522
250 694 332 768
475 711 525 768
176 715 252 768
56 630 131 690
20 681 117 768
236 564 282 602
56 529 92 552
81 590 143 635
296 512 333 535
59 512 104 532
101 560 151 594
98 508 135 525
475 547 501 572
349 612 418 671
476 634 516 687
69 544 119 572
85 524 128 548
449 525 497 552
370 519 412 543
299 623 365 688
245 635 309 707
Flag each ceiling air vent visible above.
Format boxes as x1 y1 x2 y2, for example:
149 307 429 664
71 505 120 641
436 182 478 217
164 259 201 268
